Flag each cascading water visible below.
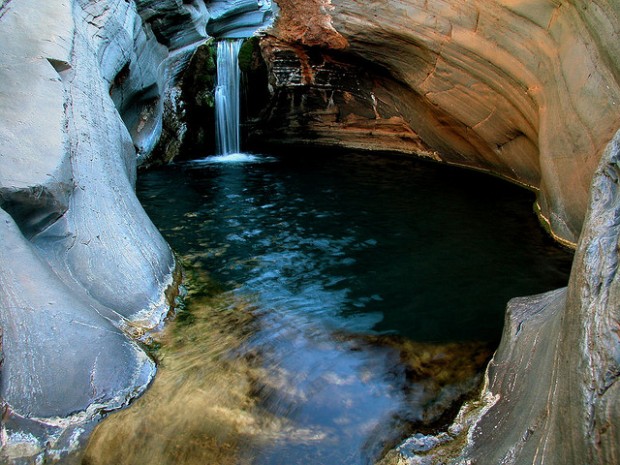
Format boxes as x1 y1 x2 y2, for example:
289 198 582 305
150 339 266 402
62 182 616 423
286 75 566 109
215 39 244 155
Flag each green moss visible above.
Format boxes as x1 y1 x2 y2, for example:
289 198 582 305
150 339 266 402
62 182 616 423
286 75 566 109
237 37 261 73
182 40 217 108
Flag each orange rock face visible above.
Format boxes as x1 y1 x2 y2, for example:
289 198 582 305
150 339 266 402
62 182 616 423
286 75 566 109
272 0 348 49
265 0 620 245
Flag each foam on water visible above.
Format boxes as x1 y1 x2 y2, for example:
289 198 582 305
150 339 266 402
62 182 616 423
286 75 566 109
188 153 275 165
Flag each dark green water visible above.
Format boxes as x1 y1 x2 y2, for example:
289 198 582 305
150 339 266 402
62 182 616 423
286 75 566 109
134 149 573 464
139 150 572 343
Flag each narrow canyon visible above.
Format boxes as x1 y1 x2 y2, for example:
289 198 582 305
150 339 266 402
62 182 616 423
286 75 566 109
0 0 619 463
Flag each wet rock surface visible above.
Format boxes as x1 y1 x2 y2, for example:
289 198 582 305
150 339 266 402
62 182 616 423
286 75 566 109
81 266 493 465
453 133 620 463
251 1 620 463
206 0 275 39
379 132 620 465
0 0 203 461
2 0 620 463
0 0 284 462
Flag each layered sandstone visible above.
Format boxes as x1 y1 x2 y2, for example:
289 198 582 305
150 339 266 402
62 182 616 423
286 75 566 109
250 1 620 463
2 0 620 463
255 0 620 246
436 129 620 465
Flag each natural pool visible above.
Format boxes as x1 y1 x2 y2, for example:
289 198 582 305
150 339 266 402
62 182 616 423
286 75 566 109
82 150 573 465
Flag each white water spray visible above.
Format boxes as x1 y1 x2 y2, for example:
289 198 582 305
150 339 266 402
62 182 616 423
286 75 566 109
215 39 244 155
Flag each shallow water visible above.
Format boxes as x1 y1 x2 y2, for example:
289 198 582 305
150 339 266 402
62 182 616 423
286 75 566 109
83 150 573 465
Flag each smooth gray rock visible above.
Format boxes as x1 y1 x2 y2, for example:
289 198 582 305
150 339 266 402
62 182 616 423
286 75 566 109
32 0 177 323
0 0 281 461
0 209 154 462
0 0 74 240
206 0 275 38
452 130 620 464
0 0 209 461
136 0 208 50
112 0 208 163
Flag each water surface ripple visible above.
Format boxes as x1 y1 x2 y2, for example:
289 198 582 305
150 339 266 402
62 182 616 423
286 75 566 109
143 151 572 342
84 151 573 465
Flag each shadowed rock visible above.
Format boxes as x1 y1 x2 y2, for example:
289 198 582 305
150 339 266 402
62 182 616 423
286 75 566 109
453 130 620 464
206 0 275 38
248 1 620 463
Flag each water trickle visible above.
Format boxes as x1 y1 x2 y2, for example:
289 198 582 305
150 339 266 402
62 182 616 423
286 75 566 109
215 39 244 155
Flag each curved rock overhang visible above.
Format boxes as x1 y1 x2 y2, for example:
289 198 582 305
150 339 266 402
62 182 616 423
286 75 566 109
245 1 620 462
0 0 200 461
1 0 619 463
254 0 620 247
206 0 276 38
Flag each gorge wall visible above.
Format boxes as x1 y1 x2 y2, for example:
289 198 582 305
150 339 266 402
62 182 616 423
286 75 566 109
252 0 620 247
245 0 620 463
0 0 204 461
1 0 620 464
0 1 275 462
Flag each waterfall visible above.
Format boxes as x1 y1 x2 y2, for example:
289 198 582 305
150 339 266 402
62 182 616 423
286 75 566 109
215 39 244 155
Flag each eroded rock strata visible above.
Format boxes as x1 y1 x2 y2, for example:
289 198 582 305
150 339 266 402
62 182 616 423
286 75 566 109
437 129 620 465
1 0 620 464
247 0 620 463
254 0 620 246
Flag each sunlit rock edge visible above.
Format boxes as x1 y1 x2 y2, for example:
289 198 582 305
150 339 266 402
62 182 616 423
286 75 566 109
375 129 620 465
0 0 279 461
257 0 620 248
0 0 198 461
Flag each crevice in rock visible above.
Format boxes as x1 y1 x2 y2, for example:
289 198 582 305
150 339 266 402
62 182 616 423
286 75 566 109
0 0 13 19
46 58 73 81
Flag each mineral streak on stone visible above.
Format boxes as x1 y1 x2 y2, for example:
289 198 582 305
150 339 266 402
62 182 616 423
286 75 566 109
0 0 206 461
260 0 620 246
272 0 347 49
1 0 620 463
251 36 437 160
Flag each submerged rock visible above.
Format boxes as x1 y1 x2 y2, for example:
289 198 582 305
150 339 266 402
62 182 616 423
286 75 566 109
2 0 620 463
0 0 284 461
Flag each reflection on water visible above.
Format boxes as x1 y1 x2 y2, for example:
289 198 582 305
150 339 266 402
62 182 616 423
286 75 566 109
83 150 573 464
83 269 492 465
